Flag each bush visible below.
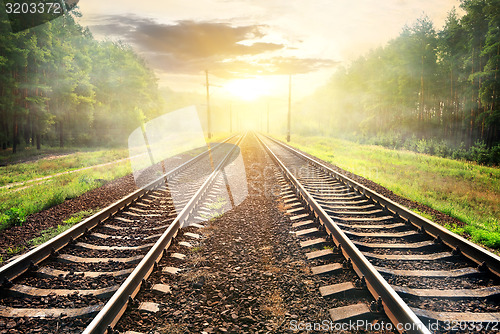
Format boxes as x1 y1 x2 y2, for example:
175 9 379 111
416 139 436 154
402 135 418 151
43 191 66 210
434 140 450 157
361 132 499 166
451 142 467 160
467 141 488 164
488 144 500 165
1 207 27 229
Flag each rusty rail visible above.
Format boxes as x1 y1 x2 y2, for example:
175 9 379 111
0 135 237 286
82 133 246 333
257 133 430 334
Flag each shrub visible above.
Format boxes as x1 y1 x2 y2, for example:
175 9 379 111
44 191 66 210
416 139 429 154
434 140 450 157
1 207 26 228
402 135 418 151
468 141 489 164
488 144 500 165
451 142 468 160
361 132 499 165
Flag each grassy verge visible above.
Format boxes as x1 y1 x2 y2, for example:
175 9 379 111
29 210 98 248
0 161 131 231
0 210 97 264
277 135 500 250
0 147 129 187
0 146 80 165
0 134 234 232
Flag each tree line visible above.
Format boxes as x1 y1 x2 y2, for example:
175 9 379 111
297 0 499 164
0 10 163 153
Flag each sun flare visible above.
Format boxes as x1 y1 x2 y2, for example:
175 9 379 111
224 77 273 101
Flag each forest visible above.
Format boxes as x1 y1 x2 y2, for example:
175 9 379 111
0 9 163 153
1 0 499 166
297 0 499 164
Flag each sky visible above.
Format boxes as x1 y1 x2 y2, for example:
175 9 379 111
77 0 463 100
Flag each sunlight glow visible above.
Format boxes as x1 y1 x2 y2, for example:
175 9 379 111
223 77 273 101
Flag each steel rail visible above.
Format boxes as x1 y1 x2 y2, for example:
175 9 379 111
0 135 237 286
256 133 430 334
263 134 500 278
83 133 246 334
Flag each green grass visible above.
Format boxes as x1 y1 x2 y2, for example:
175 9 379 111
0 146 77 165
0 161 131 231
190 246 203 253
200 196 228 221
0 147 129 187
29 210 97 248
0 134 234 232
278 135 500 250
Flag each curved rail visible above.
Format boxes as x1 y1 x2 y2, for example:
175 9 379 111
256 133 430 334
83 133 246 333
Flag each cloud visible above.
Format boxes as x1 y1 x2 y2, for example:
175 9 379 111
210 57 339 78
89 15 337 77
91 16 281 58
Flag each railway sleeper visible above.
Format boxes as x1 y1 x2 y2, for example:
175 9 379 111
74 242 154 251
412 307 500 328
294 227 323 238
328 302 380 324
90 232 162 241
353 240 441 252
328 214 396 222
317 199 370 207
102 223 171 232
0 304 102 318
291 219 315 229
319 281 370 299
327 209 384 216
363 251 457 261
311 263 343 275
35 267 134 279
392 285 500 299
6 283 119 299
374 266 481 278
300 237 328 249
322 204 377 211
336 221 407 230
343 230 420 239
55 254 143 264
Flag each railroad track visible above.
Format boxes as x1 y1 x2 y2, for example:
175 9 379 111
0 133 245 333
257 133 500 334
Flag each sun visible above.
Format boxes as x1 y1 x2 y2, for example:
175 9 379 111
224 77 273 101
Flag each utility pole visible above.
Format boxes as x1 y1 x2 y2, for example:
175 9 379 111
230 104 232 133
205 69 212 139
237 109 240 132
267 100 270 134
287 74 291 142
260 108 263 131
